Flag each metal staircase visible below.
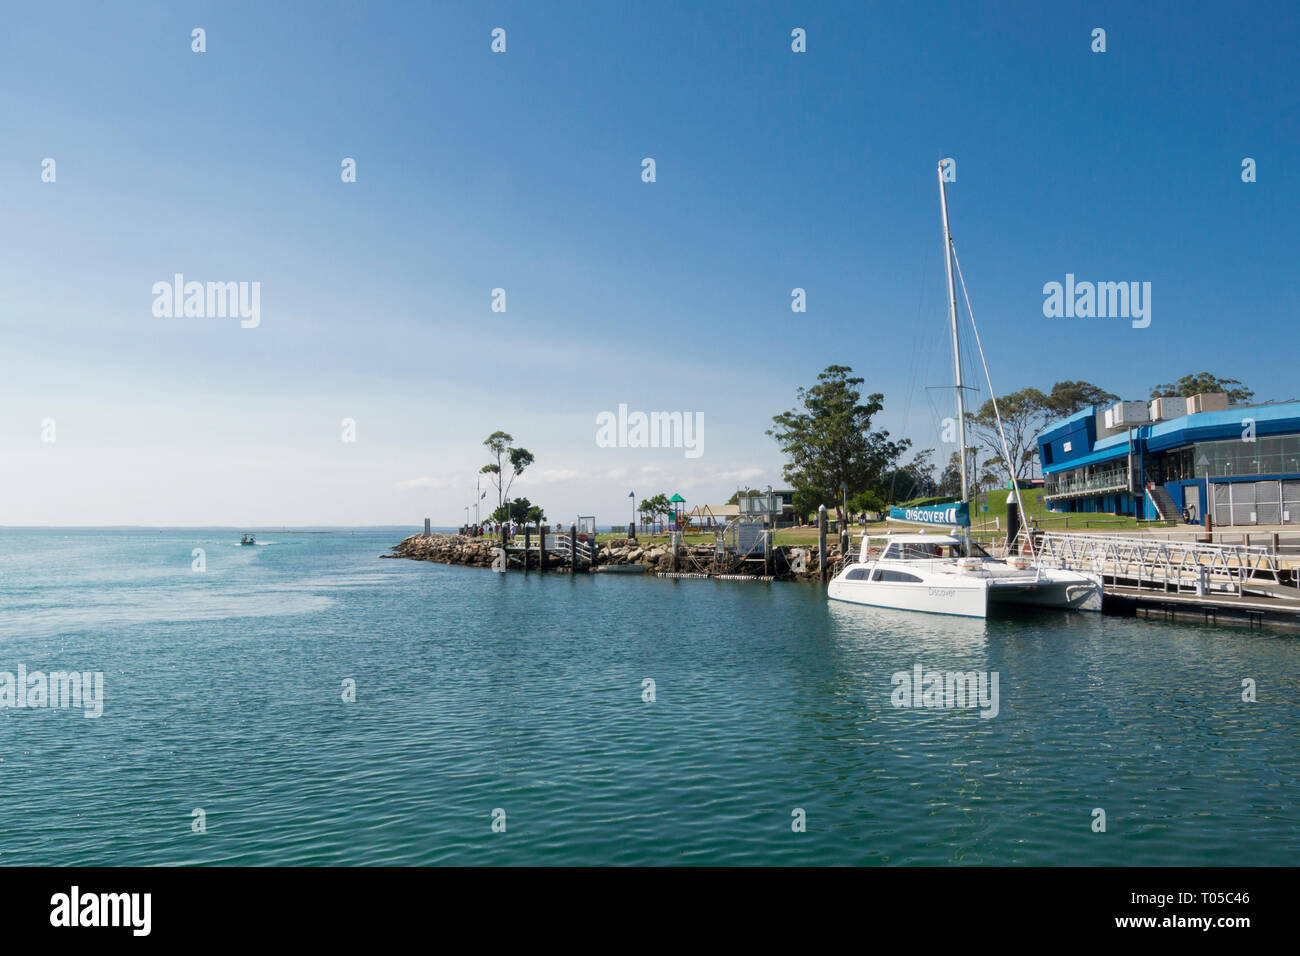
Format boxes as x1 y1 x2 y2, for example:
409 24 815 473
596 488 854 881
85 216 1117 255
1146 484 1181 522
553 533 594 565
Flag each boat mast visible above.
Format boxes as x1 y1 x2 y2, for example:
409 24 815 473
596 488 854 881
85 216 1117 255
937 162 969 509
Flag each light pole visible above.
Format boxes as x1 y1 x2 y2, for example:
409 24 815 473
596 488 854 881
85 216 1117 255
840 480 849 555
629 491 636 535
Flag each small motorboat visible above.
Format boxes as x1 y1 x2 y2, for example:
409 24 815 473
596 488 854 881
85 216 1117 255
240 533 256 546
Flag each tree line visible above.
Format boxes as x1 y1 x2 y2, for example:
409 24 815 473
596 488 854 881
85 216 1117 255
470 369 1258 532
768 367 1257 522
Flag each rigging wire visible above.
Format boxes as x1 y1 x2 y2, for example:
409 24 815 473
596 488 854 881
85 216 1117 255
949 240 1035 558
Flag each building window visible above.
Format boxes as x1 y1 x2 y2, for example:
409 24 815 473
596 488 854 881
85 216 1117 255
1191 436 1300 479
1153 446 1195 483
1044 460 1130 499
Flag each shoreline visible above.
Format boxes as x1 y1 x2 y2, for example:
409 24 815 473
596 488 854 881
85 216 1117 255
383 532 844 582
385 532 1300 629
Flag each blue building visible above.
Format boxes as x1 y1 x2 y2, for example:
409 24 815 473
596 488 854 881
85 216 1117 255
1036 397 1300 526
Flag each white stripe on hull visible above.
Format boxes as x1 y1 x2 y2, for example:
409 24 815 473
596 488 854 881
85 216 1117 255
828 580 989 618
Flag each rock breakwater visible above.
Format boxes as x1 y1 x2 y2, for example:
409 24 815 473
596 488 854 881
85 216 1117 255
384 533 846 583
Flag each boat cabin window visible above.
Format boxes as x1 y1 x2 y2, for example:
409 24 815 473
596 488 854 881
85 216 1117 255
884 542 947 560
872 568 924 583
879 539 989 560
843 567 871 581
955 540 991 559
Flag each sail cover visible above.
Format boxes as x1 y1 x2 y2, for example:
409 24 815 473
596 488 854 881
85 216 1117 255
888 501 970 527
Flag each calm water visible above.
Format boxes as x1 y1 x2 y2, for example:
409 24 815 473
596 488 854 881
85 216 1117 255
1 528 1297 866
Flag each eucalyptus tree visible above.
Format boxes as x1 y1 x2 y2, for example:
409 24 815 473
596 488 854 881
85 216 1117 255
768 365 907 525
481 431 535 514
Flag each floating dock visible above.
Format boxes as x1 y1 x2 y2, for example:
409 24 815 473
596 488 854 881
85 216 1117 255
656 571 776 581
1032 530 1300 628
1104 585 1300 629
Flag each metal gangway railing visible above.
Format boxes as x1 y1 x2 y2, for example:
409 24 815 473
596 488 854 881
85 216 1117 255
552 533 594 565
1031 530 1281 597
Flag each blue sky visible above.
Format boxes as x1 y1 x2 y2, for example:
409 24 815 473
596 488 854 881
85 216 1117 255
2 1 1296 526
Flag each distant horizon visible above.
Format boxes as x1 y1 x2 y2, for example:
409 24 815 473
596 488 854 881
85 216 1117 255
0 523 621 530
1 524 432 530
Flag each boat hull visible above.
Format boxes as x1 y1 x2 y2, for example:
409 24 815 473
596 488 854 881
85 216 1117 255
828 578 990 618
827 568 1102 618
987 573 1102 612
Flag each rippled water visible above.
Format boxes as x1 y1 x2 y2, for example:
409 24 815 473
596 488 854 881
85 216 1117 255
1 529 1297 865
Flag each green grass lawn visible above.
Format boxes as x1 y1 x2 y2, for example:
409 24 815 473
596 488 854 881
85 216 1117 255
826 486 1172 540
578 489 1172 549
969 487 1174 531
594 530 715 546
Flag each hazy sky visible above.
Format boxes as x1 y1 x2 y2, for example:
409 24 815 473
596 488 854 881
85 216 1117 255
2 1 1296 526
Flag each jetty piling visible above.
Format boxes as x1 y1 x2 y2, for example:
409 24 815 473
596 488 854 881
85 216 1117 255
818 505 827 582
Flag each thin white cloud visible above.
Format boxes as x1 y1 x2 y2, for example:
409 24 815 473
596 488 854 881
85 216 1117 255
516 468 586 485
394 476 455 490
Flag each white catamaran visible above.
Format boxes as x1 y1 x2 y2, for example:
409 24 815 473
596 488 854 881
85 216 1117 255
827 163 1103 619
828 532 1102 617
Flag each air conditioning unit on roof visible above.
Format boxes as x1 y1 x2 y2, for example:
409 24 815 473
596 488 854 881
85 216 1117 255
1104 401 1150 429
